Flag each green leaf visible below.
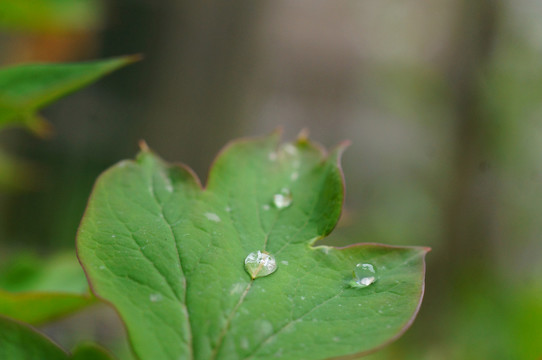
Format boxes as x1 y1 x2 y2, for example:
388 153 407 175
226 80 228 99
0 56 139 133
71 343 116 360
0 0 103 33
0 315 115 360
77 134 429 360
0 252 96 325
0 315 68 359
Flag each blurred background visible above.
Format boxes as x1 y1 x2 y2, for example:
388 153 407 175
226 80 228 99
1 0 541 359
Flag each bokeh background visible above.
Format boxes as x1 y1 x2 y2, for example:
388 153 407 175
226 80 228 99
1 1 542 359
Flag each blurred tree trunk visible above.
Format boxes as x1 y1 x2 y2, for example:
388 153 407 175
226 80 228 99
442 0 499 279
414 0 501 346
142 1 262 180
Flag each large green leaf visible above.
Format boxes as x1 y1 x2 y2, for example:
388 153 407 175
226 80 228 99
77 134 429 360
0 56 138 133
0 252 96 325
0 315 115 360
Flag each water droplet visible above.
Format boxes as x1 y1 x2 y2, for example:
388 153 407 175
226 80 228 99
281 260 289 265
204 212 221 222
273 188 292 209
349 263 377 288
244 250 277 279
150 293 163 302
99 265 106 270
290 172 299 181
240 337 249 350
268 152 277 161
283 144 297 155
262 204 270 211
225 206 232 212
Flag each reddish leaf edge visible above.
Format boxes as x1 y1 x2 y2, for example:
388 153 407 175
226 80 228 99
321 243 430 360
76 131 429 360
0 313 69 356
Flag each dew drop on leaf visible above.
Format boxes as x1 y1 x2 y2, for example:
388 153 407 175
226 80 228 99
149 293 163 302
273 188 292 209
244 250 277 279
204 212 221 222
349 263 376 288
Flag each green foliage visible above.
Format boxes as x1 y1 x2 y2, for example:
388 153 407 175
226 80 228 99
0 0 103 33
71 343 115 360
0 315 68 359
0 252 95 325
0 316 114 360
77 134 428 360
0 56 139 134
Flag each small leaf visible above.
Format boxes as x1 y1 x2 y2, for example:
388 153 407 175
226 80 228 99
0 315 68 359
0 315 115 360
77 134 429 360
0 56 139 133
0 252 96 325
71 343 116 360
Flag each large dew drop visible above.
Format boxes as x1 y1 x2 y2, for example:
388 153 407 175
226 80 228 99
349 263 376 288
273 188 293 209
244 250 277 279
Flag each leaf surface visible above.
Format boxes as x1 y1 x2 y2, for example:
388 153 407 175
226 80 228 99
0 56 138 133
77 134 429 360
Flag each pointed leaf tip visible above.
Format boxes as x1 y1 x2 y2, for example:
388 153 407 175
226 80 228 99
138 140 150 152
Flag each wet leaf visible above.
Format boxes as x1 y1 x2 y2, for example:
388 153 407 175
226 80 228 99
77 134 429 360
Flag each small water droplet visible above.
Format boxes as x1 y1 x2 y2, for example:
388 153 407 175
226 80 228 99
273 188 292 209
283 144 297 155
150 293 163 302
281 260 289 265
244 250 277 279
111 234 116 238
268 152 278 161
349 263 377 288
290 172 299 181
262 204 270 211
99 265 106 270
225 206 232 212
240 337 250 350
204 212 221 222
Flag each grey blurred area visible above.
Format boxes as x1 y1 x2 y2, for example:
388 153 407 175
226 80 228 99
1 0 542 358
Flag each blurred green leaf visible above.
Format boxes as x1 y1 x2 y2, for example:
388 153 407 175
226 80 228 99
0 148 39 191
0 290 95 326
0 315 115 359
77 134 429 360
0 56 140 134
0 0 103 33
71 343 115 360
0 315 68 359
0 252 95 325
